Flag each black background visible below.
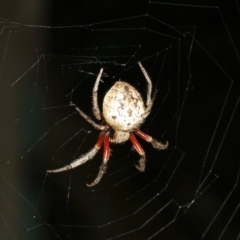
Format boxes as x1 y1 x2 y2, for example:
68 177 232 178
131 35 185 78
0 0 239 239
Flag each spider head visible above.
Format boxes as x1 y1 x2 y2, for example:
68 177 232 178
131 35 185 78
105 125 130 144
108 128 130 143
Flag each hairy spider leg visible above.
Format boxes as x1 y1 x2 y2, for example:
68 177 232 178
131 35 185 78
137 62 157 119
47 131 105 173
95 131 106 149
134 129 168 150
92 68 104 120
138 62 152 107
87 133 110 187
129 133 146 172
75 107 104 131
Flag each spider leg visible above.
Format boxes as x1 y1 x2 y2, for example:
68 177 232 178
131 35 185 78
129 133 146 172
92 68 104 120
47 131 105 173
138 62 152 104
138 62 158 118
75 107 104 131
134 129 168 150
86 134 110 187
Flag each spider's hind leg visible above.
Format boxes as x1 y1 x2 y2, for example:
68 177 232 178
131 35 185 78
138 62 159 119
75 107 104 131
92 68 104 120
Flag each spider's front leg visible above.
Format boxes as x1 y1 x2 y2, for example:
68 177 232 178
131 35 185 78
129 129 168 172
134 129 168 150
129 133 146 172
86 134 110 187
47 131 105 173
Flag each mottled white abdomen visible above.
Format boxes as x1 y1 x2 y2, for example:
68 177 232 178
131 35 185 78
103 81 145 131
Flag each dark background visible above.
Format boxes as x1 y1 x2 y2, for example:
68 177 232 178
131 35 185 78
0 0 239 239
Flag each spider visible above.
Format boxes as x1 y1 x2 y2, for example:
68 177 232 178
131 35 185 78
47 62 168 187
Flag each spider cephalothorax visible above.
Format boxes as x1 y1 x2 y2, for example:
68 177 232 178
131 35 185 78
47 62 168 187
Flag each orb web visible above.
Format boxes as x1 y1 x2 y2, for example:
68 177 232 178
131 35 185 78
0 1 239 239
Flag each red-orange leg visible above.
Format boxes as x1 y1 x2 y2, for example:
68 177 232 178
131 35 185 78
134 129 168 150
86 132 111 187
95 131 106 149
134 129 152 142
103 134 110 162
129 133 146 172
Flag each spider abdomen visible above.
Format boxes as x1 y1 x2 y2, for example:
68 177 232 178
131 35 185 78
103 81 145 131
